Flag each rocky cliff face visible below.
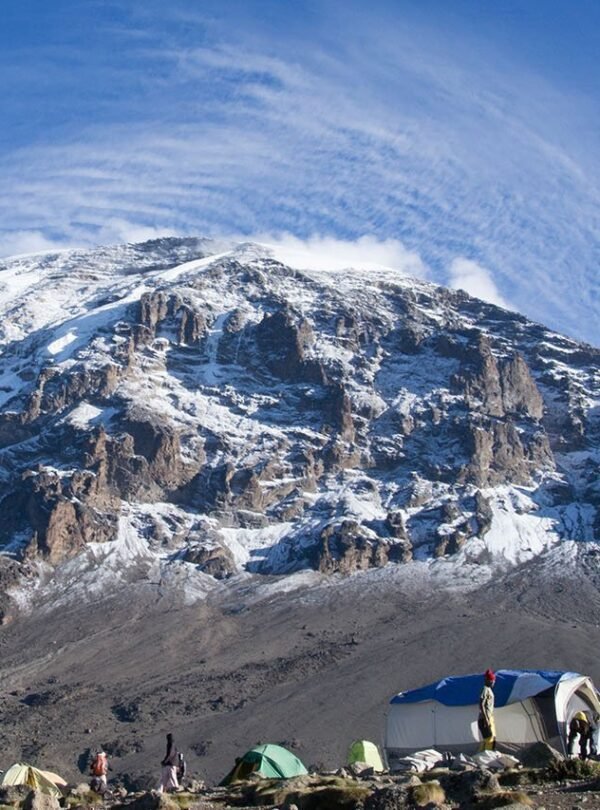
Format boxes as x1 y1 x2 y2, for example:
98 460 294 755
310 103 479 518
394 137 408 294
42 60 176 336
0 238 597 617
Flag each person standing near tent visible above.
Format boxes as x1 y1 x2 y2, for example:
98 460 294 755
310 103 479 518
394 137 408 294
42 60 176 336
477 669 496 751
567 711 591 759
158 733 179 793
89 750 108 793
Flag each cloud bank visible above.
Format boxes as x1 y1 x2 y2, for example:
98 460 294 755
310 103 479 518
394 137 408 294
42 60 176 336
448 258 511 309
256 234 429 278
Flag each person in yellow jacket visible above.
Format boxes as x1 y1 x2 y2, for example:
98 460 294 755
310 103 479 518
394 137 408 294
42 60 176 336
478 669 496 751
567 711 591 759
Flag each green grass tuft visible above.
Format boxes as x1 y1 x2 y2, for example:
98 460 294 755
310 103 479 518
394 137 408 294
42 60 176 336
546 758 600 781
170 793 198 810
229 775 370 809
412 781 446 807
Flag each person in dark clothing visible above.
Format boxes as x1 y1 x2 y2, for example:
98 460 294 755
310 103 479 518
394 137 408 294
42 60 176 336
159 733 179 793
567 712 591 760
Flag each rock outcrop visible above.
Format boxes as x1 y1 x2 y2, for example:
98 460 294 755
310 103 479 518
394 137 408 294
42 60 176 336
0 237 596 607
254 306 328 385
138 291 207 346
310 520 411 574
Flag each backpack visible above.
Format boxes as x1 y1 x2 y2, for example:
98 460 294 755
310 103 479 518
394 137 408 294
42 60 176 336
477 716 492 739
91 753 106 776
176 752 186 779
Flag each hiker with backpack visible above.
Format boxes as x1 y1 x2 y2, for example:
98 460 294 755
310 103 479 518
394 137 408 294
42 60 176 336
477 669 496 751
159 733 179 793
89 750 108 793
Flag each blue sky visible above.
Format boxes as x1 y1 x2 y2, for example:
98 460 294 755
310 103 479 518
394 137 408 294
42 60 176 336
1 0 598 344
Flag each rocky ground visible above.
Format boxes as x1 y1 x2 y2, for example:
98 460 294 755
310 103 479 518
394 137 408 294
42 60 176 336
0 547 599 790
4 755 600 809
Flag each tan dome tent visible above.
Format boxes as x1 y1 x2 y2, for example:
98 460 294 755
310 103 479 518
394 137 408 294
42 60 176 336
385 669 600 768
2 764 66 796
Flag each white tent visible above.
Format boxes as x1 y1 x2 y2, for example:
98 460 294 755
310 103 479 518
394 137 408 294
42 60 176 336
385 669 600 765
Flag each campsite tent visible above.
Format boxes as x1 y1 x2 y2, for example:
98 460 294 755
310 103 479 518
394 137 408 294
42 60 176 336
347 740 385 772
221 744 308 785
385 669 600 765
1 764 66 796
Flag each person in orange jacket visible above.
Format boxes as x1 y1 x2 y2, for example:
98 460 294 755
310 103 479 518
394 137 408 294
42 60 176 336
89 750 108 793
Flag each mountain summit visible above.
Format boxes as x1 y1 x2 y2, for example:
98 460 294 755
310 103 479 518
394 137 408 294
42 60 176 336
0 237 597 619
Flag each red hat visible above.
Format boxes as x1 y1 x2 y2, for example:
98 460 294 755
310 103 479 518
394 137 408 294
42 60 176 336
484 668 496 682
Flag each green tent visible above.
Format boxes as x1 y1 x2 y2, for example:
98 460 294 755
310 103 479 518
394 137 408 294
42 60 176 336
347 740 385 772
221 743 308 785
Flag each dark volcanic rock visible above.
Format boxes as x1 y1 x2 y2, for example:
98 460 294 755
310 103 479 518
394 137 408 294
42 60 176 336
138 291 207 347
462 418 554 486
363 784 410 810
112 700 142 723
310 520 391 574
255 306 327 384
516 741 564 768
182 544 235 579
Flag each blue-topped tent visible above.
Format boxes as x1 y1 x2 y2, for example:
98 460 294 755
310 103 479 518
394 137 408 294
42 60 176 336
385 669 600 762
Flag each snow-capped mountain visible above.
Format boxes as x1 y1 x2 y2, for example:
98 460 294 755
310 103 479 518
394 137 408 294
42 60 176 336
0 237 597 618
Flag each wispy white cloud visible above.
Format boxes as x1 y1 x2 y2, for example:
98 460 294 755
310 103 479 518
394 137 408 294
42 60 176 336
448 257 511 309
0 219 177 260
0 230 73 259
0 4 598 343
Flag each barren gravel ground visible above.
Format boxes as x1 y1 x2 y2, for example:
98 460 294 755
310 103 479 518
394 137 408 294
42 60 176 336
0 552 599 788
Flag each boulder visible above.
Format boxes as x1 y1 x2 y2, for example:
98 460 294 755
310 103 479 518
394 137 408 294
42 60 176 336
66 784 91 799
182 544 236 579
22 790 61 810
348 762 375 777
444 767 501 803
516 742 564 769
0 784 32 804
310 519 391 574
363 784 410 810
114 791 179 810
